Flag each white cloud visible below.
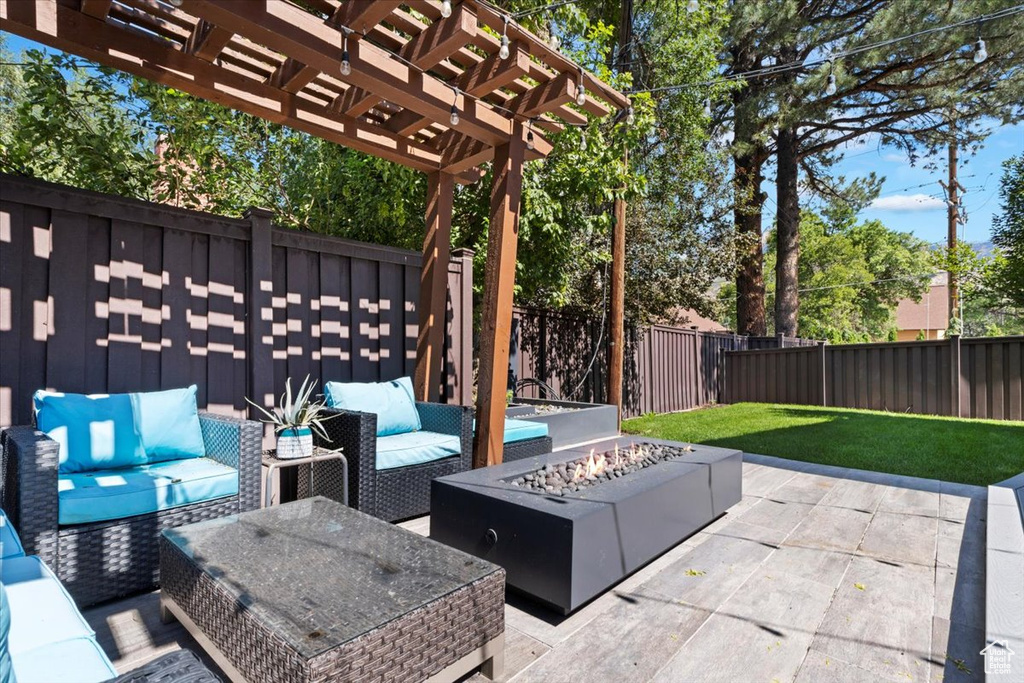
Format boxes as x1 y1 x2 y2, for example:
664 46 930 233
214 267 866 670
868 194 945 212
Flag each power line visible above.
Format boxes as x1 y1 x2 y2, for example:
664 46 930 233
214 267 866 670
629 4 1024 96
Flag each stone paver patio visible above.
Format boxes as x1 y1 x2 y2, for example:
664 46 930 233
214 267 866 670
83 456 986 683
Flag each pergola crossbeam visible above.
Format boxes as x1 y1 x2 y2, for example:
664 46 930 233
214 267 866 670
0 0 627 470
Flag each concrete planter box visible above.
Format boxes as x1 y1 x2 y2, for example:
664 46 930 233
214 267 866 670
431 437 743 614
505 398 618 449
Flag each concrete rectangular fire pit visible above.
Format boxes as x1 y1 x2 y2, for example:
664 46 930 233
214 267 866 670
430 436 742 614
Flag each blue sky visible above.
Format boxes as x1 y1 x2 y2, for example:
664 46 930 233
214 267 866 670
825 122 1023 246
4 32 1022 247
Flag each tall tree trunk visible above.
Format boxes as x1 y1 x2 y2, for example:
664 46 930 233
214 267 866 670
774 124 800 337
732 70 767 336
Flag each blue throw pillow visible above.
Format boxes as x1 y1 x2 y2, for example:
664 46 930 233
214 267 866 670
324 377 422 436
130 386 205 462
34 391 146 474
0 582 14 683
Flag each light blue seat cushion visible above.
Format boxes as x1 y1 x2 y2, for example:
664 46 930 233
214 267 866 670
1 556 94 655
34 391 145 474
325 377 421 436
0 583 14 683
375 431 461 471
472 418 549 443
12 637 116 683
0 510 24 560
502 418 549 443
2 557 116 683
131 385 205 462
58 457 238 525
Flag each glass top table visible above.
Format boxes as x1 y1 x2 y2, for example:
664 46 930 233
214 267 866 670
161 497 500 662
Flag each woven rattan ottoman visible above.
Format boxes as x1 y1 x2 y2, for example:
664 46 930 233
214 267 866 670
159 497 505 683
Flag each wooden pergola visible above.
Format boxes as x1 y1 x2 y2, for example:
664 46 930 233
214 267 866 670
1 0 629 467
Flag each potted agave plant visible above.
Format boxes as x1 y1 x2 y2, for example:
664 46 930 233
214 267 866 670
247 375 332 459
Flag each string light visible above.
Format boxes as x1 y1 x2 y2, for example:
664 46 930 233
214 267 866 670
499 16 511 59
686 0 699 12
579 131 587 152
576 68 587 106
703 98 711 117
340 30 351 76
625 106 635 125
440 0 452 18
168 0 183 6
974 38 988 63
526 119 535 150
450 88 460 126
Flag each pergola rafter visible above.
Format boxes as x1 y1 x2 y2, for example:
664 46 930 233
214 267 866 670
0 0 628 468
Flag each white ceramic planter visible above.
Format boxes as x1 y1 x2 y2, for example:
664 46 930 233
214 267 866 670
276 426 313 459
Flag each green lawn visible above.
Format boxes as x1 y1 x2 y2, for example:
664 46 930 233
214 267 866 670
622 402 1024 486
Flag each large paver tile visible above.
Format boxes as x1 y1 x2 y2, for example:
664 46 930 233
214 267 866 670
742 465 799 498
761 545 852 588
497 628 551 682
768 472 838 505
930 616 985 683
785 505 873 553
652 571 836 683
795 649 913 683
877 487 941 517
735 497 817 536
858 511 938 567
818 479 888 512
513 588 710 683
811 557 933 681
643 534 774 611
933 562 985 630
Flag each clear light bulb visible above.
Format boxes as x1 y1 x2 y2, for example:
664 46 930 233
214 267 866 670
825 73 837 96
580 132 587 152
550 34 560 50
440 0 452 18
576 82 587 106
340 51 351 76
526 131 535 151
703 99 711 117
499 35 510 60
686 0 699 12
974 39 987 63
625 106 635 125
450 105 459 126
168 0 183 6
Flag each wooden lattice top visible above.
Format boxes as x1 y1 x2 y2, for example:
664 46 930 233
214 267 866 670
1 1 629 182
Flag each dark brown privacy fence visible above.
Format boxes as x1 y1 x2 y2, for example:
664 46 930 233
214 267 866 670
724 336 1024 421
508 308 808 418
0 175 472 428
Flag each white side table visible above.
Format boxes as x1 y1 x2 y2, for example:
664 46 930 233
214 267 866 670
262 447 348 508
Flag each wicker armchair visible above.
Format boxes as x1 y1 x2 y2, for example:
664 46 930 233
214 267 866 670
0 412 261 607
313 402 472 522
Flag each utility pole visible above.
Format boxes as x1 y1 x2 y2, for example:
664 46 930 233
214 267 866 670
939 141 965 331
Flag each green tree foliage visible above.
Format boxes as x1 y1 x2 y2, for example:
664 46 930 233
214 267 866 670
989 155 1024 309
763 211 933 342
720 1 1024 336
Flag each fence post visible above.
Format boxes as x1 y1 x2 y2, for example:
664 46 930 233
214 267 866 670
818 341 828 407
950 334 961 418
244 207 275 446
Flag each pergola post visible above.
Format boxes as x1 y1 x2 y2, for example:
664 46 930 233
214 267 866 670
608 157 627 426
414 171 455 401
472 122 527 468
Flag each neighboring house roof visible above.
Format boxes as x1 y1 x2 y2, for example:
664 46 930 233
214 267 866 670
895 273 950 332
670 308 730 333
